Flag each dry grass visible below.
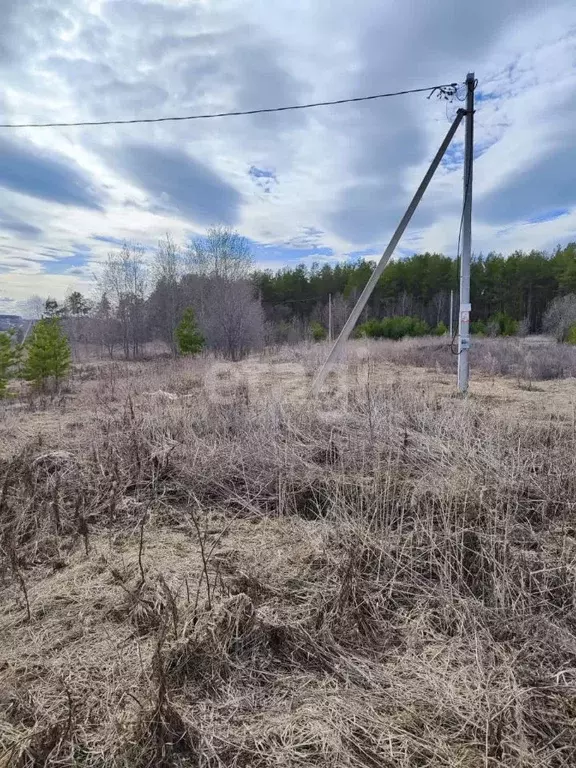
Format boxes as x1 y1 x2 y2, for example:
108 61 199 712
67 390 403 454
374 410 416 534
355 335 576 381
1 342 576 766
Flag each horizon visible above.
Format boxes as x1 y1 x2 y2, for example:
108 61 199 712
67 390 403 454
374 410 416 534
1 0 575 311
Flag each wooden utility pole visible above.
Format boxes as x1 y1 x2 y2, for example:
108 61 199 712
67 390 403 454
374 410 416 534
328 293 333 342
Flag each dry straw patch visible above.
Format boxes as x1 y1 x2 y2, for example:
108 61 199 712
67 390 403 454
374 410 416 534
1 342 576 766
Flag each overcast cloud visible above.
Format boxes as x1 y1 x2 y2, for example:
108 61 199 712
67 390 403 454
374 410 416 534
0 0 575 309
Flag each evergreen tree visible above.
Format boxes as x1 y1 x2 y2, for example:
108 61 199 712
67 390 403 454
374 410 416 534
22 318 71 390
44 297 63 318
97 293 112 317
433 321 448 336
252 244 576 336
0 330 21 398
66 291 90 316
175 308 204 355
310 321 327 341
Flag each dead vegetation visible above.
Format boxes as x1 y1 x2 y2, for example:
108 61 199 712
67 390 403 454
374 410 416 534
360 335 576 380
1 343 576 767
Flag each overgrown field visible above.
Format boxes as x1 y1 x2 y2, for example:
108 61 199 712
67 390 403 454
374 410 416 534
1 341 576 767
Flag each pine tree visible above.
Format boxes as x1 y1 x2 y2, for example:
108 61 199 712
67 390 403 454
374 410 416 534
22 318 71 390
310 321 327 342
66 291 90 316
175 308 204 355
44 297 61 318
0 330 21 398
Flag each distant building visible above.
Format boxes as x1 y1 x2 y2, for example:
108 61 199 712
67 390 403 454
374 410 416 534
0 315 24 331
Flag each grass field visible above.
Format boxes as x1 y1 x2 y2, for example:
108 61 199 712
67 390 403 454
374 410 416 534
1 338 576 767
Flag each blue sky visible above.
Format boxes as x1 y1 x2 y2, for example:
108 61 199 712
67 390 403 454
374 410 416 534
0 0 576 312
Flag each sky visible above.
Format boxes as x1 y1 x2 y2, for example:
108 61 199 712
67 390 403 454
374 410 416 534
0 0 575 313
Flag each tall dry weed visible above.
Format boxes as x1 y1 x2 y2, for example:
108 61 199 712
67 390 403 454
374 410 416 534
1 356 576 766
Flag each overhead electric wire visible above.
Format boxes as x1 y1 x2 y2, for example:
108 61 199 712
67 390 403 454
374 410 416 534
0 81 459 129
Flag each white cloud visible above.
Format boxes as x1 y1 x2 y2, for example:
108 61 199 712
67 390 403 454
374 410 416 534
0 0 575 304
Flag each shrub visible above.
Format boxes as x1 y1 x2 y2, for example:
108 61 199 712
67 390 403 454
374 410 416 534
432 321 448 336
567 324 576 345
487 312 518 337
310 322 327 342
470 320 487 336
517 317 530 337
356 318 383 339
175 308 205 356
543 294 576 342
358 315 429 340
0 330 21 398
22 318 71 390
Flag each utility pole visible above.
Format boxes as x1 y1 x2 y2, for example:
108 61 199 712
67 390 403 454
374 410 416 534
328 293 333 342
312 107 466 395
449 289 454 338
457 72 475 393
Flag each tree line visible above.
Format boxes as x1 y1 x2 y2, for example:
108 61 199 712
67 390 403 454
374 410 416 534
28 228 264 362
17 234 576 362
254 243 576 338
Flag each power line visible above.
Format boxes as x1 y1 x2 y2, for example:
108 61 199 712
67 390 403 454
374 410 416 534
0 81 459 129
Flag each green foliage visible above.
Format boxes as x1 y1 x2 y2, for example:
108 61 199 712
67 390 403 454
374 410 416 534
22 318 71 389
0 330 21 398
44 297 62 318
470 320 487 336
358 316 429 340
433 321 448 336
310 321 327 342
253 244 576 335
66 291 90 316
566 324 576 345
175 308 204 355
488 311 519 337
355 318 381 339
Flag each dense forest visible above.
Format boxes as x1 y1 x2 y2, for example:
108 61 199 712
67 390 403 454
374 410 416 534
254 242 576 337
20 234 576 359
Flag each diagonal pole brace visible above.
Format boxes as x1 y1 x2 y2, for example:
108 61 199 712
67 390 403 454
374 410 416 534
311 108 466 396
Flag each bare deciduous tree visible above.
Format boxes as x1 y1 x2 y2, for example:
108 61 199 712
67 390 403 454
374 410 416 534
187 226 253 281
91 293 121 358
204 278 264 361
20 295 46 320
330 294 352 337
62 290 91 360
184 227 264 360
100 244 148 359
18 229 268 362
543 294 576 342
149 235 183 354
